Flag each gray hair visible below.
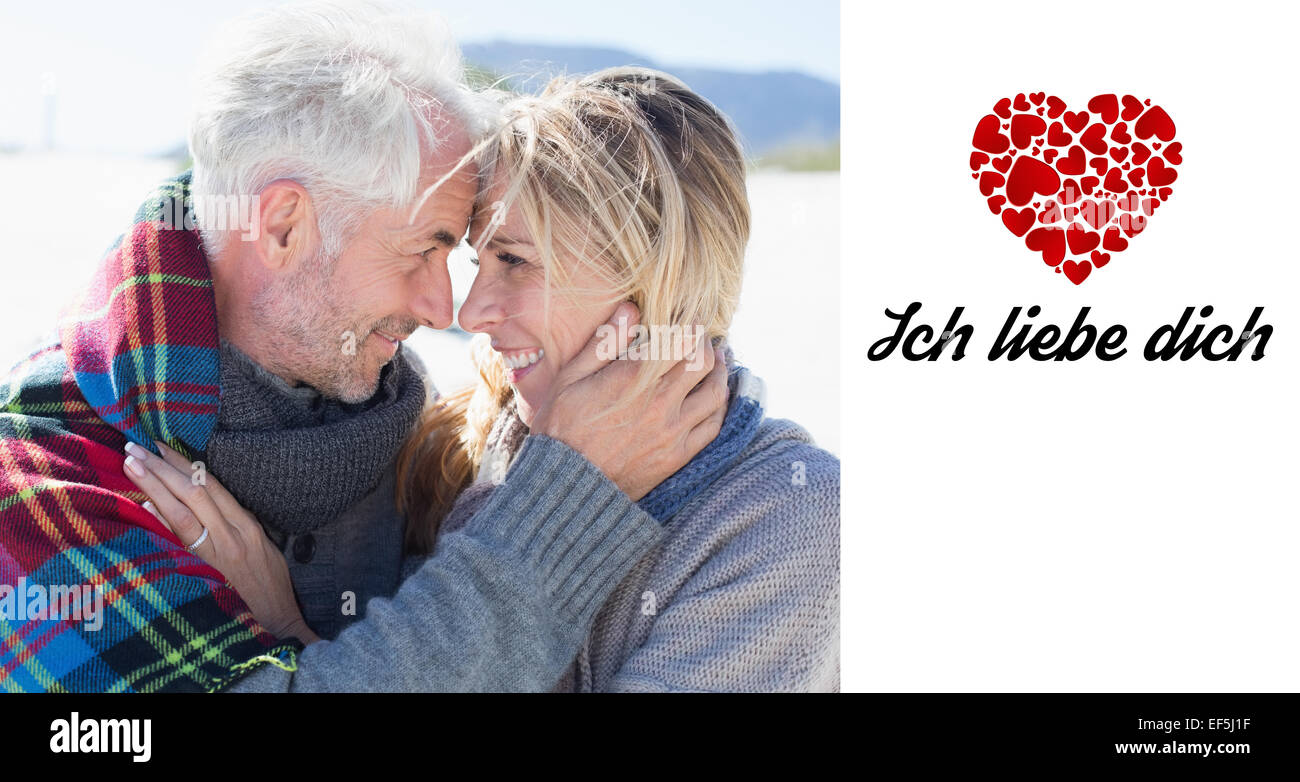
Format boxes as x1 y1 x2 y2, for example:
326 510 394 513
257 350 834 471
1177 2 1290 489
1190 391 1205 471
188 0 495 259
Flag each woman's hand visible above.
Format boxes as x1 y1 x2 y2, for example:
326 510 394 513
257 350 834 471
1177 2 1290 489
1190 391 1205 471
122 440 320 646
531 303 730 501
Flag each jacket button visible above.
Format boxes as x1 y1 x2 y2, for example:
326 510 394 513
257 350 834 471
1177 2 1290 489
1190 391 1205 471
292 533 316 564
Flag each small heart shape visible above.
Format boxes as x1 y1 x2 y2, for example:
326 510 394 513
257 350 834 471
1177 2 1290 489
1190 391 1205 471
1062 259 1092 285
1087 94 1119 124
1120 95 1144 121
1001 206 1035 236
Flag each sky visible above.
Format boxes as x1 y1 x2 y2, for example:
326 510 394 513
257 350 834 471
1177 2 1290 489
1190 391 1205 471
0 0 839 155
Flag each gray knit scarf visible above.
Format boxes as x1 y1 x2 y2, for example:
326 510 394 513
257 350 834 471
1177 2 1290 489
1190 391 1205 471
203 341 426 535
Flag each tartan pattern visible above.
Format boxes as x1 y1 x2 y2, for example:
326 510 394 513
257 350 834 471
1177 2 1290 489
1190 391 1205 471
0 172 299 691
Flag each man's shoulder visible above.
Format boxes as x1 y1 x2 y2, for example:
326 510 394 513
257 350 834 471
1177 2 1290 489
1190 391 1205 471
1 341 142 533
2 343 106 445
0 342 292 692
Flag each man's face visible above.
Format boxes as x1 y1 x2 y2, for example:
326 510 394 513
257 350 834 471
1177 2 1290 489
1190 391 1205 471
263 122 478 402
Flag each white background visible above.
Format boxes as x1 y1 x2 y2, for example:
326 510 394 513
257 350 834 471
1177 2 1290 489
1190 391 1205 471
843 0 1300 690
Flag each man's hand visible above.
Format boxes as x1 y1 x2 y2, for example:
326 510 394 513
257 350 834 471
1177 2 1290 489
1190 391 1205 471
530 302 729 501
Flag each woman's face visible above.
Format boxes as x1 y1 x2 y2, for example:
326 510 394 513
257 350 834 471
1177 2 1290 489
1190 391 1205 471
458 175 621 425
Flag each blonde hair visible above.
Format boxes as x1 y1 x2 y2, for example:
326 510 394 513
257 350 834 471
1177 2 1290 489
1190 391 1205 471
397 67 751 554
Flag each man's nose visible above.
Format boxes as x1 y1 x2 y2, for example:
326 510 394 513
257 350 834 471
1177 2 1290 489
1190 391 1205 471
457 271 504 334
410 256 454 330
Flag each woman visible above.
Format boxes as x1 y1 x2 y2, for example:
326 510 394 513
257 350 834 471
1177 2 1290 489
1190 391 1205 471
131 67 840 691
402 67 839 691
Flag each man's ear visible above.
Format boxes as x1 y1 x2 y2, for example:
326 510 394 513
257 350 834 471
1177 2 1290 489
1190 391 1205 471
255 179 315 270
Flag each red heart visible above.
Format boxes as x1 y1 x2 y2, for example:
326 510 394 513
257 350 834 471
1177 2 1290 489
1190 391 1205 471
1059 179 1082 205
1062 260 1092 285
1081 199 1117 231
1103 167 1129 194
1025 226 1066 266
973 115 1010 154
1081 123 1109 155
1002 207 1035 236
1087 94 1119 124
1011 114 1047 149
1121 212 1147 237
1006 156 1060 206
1055 145 1086 175
1120 95 1144 122
1148 156 1178 186
1066 223 1100 254
1135 105 1177 142
1062 111 1089 134
973 94 1181 283
979 170 1005 196
1103 226 1129 251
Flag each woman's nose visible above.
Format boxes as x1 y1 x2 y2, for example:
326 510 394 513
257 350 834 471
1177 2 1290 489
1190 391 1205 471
457 272 504 334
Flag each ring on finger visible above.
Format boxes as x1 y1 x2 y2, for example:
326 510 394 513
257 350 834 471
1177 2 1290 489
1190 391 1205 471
186 527 210 553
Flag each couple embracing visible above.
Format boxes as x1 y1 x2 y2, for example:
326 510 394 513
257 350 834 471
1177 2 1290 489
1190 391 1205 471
0 0 838 692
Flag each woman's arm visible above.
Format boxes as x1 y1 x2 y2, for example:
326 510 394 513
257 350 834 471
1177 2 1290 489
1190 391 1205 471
276 435 669 691
129 435 665 692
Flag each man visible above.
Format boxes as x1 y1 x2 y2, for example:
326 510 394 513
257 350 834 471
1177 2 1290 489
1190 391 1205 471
0 0 725 692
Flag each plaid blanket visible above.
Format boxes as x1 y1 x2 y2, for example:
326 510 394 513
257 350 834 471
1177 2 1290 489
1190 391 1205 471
0 172 299 692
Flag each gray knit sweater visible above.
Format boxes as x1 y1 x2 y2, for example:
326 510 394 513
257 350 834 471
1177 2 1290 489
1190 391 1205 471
431 372 841 692
227 434 665 692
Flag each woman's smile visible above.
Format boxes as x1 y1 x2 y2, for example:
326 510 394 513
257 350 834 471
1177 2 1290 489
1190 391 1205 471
497 345 546 382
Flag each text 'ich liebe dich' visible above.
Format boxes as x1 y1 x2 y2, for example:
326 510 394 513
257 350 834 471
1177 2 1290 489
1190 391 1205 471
868 302 1271 362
